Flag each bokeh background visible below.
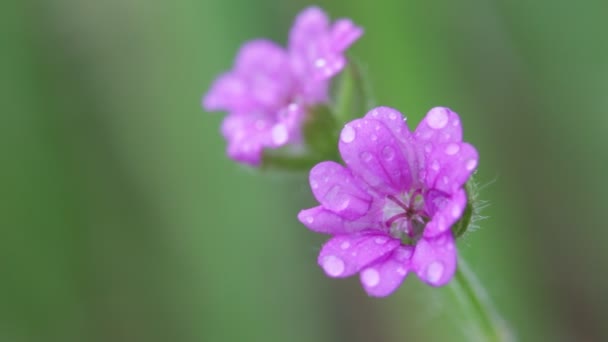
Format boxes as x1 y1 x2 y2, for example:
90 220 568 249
3 0 608 341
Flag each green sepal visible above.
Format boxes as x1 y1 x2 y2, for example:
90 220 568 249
452 181 476 238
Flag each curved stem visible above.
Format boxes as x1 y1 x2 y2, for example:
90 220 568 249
449 258 515 342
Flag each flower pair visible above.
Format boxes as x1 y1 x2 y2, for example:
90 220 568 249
203 7 478 297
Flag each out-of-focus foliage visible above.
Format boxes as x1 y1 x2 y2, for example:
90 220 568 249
2 0 607 341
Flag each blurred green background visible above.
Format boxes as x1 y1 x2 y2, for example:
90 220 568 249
3 0 607 341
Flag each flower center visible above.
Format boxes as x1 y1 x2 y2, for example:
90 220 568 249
382 189 429 245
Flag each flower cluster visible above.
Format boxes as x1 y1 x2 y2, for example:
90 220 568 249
298 107 478 296
203 7 362 165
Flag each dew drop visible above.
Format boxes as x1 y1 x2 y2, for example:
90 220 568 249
424 143 432 153
445 143 460 155
431 160 440 171
451 205 461 218
375 236 388 245
311 180 319 189
305 216 314 224
371 134 378 141
271 124 288 145
340 241 350 250
396 267 407 275
395 247 412 261
382 146 395 161
324 185 350 211
314 58 327 69
323 255 345 276
426 261 444 284
427 108 449 129
466 159 477 171
341 125 356 143
360 151 373 162
389 111 398 120
362 268 380 287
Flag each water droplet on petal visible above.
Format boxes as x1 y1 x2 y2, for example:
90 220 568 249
371 134 378 141
371 110 379 117
396 267 407 275
324 185 350 211
427 108 449 129
341 125 356 143
389 111 398 120
314 58 327 69
431 160 440 171
451 205 461 218
445 143 460 155
395 248 412 261
426 261 444 284
382 146 395 161
362 268 380 287
375 236 388 245
311 180 319 189
466 159 477 171
340 241 350 250
323 255 345 276
360 151 373 162
271 124 288 145
305 216 314 224
425 144 432 153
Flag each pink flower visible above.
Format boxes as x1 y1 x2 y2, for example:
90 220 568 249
298 107 478 296
203 7 362 165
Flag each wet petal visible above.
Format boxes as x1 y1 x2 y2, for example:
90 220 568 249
423 189 467 238
288 7 361 84
309 161 372 219
412 234 457 286
339 118 415 194
414 107 463 147
318 232 400 278
425 142 478 194
298 206 373 234
360 245 413 297
364 107 412 143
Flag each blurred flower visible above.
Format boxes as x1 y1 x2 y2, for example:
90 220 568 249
203 7 363 165
298 107 478 296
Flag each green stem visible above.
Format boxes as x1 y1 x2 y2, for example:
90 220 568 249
450 258 515 342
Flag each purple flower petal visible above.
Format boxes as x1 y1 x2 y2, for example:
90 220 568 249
206 40 293 114
339 118 415 194
425 142 478 194
412 234 457 286
289 7 361 84
414 107 463 146
360 245 413 297
309 161 372 219
298 206 368 234
221 113 272 165
318 232 400 278
423 189 467 238
364 106 412 143
331 19 364 52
